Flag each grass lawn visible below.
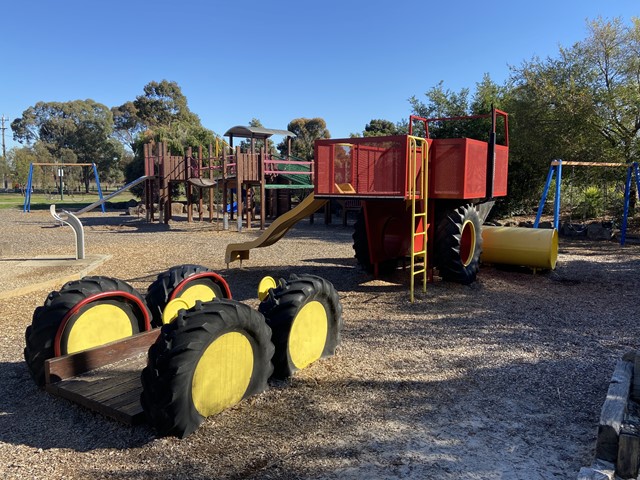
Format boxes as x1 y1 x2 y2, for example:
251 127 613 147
0 190 138 210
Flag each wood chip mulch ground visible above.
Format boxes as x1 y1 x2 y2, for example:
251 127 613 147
1 208 640 479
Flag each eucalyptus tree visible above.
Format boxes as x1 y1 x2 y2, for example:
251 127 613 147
114 80 218 190
11 99 121 191
278 118 330 160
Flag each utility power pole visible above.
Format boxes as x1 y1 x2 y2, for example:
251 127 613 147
1 115 8 190
1 115 7 160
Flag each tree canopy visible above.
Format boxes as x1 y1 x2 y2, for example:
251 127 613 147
11 99 124 189
405 17 639 213
114 80 220 188
113 80 217 157
358 119 402 137
279 118 330 160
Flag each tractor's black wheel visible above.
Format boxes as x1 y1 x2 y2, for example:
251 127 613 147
434 204 483 284
352 211 398 275
140 299 274 438
24 276 150 387
258 274 343 379
146 265 229 327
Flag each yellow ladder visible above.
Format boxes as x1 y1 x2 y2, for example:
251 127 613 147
408 136 429 302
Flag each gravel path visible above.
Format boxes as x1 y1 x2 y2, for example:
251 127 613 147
1 208 639 479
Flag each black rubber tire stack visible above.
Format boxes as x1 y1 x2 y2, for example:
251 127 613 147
258 274 343 379
146 264 226 327
24 276 150 387
140 299 274 438
434 204 483 284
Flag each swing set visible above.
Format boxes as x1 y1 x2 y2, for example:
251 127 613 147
534 160 640 245
23 162 105 213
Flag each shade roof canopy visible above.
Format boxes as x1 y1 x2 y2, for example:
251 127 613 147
223 126 296 140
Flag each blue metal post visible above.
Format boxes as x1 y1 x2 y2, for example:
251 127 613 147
23 163 34 212
553 160 563 230
534 164 556 228
92 163 106 213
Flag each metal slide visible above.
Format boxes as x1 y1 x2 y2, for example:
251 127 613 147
225 193 327 265
75 176 153 215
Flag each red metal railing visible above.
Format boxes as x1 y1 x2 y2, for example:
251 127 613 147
409 109 509 146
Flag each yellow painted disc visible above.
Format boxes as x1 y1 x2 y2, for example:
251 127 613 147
192 331 254 417
66 302 134 354
460 219 477 267
288 300 328 370
177 282 218 306
162 298 191 324
257 276 277 301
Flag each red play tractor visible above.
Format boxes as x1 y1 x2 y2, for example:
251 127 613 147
314 108 509 300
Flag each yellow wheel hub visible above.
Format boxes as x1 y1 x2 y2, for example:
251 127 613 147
288 300 328 370
162 282 219 324
191 332 254 417
162 298 191 324
178 283 218 306
460 219 477 267
66 302 134 354
257 276 277 301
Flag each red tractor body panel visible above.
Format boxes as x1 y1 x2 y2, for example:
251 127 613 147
429 138 508 199
315 135 418 198
315 135 507 200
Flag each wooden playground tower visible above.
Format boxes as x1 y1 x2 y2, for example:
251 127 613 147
143 126 313 229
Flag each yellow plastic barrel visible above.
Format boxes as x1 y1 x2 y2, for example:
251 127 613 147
480 226 558 270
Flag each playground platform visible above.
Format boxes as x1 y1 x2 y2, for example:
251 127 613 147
0 254 111 300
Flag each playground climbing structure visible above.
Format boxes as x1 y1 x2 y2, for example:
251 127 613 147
143 126 313 229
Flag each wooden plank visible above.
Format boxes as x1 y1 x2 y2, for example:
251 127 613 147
45 329 160 384
79 373 142 402
632 353 640 401
50 354 146 400
46 382 143 425
31 162 95 167
45 354 148 425
595 360 633 462
616 428 640 479
550 160 625 167
102 388 143 410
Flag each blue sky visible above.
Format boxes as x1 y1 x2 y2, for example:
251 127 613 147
1 0 637 152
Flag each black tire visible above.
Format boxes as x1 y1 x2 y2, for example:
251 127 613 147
258 274 343 379
352 211 398 275
140 299 274 438
434 204 483 284
146 265 229 327
24 276 150 387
